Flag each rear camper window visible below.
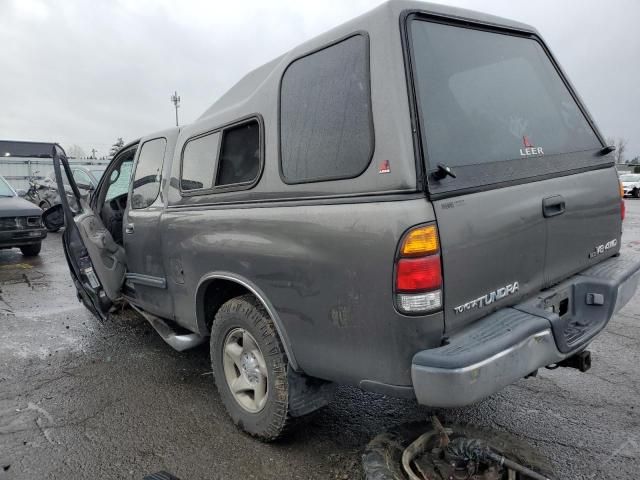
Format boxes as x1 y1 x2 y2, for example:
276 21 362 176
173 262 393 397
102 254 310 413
280 34 373 184
408 19 603 193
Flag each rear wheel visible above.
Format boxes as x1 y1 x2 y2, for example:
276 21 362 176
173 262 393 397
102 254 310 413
210 294 291 440
634 188 640 198
20 242 41 257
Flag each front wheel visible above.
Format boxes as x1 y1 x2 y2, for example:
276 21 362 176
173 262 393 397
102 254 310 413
20 242 41 257
633 188 640 199
210 294 291 441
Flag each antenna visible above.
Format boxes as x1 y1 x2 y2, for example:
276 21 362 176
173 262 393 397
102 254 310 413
171 91 181 126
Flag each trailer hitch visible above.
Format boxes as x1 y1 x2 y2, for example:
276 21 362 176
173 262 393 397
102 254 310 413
548 350 591 373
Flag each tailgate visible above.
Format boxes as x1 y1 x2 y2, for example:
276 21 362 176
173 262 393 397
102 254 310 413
434 167 622 333
544 169 621 286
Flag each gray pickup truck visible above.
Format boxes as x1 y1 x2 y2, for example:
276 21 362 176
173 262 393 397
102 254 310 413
47 0 640 440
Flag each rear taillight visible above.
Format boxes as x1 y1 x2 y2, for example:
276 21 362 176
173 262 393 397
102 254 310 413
620 180 625 221
397 256 442 291
395 224 442 314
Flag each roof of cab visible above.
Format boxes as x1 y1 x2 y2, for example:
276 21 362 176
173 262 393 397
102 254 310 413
198 0 536 122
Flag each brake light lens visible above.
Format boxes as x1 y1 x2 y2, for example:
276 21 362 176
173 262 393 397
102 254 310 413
395 224 442 314
396 256 442 291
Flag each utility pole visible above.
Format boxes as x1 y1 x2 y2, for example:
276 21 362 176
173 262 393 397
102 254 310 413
171 91 181 126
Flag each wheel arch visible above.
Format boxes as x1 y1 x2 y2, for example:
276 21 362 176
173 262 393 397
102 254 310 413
195 272 299 371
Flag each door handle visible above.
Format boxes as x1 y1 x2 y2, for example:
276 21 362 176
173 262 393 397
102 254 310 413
125 223 135 234
542 195 566 218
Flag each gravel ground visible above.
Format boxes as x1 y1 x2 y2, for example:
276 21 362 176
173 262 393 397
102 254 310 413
1 202 639 480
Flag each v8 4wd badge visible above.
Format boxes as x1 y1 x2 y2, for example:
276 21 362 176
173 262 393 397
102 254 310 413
589 239 618 259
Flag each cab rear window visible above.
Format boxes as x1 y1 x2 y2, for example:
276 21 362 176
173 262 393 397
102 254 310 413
407 19 604 194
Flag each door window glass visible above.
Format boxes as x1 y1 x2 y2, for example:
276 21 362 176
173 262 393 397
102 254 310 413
105 160 133 201
131 138 167 209
73 169 92 188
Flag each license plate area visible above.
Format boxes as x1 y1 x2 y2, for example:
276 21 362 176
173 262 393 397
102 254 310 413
543 288 571 318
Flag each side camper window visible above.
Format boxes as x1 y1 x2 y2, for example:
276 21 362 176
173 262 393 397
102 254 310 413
216 121 260 187
180 118 262 193
280 34 373 184
181 132 221 191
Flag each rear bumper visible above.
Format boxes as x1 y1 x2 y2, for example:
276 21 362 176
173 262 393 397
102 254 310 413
0 229 47 248
411 252 640 408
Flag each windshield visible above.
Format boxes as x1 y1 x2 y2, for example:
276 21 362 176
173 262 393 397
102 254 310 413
409 20 601 174
621 174 640 182
0 176 16 196
0 177 15 197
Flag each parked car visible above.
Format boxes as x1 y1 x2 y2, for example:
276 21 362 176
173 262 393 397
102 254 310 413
620 173 640 198
46 0 640 441
41 165 106 209
0 174 46 256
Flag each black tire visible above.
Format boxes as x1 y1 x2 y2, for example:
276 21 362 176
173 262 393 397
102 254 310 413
20 243 41 257
210 294 291 441
634 188 640 199
363 422 556 480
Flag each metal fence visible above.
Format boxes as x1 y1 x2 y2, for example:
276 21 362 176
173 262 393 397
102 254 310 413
0 157 110 191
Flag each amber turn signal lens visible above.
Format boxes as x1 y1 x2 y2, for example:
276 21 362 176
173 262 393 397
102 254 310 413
620 181 625 198
401 225 439 256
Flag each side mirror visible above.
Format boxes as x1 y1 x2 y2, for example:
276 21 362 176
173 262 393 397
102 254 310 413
16 189 27 197
42 204 65 231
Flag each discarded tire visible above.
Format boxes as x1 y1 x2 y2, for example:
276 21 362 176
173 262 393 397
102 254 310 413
362 422 556 480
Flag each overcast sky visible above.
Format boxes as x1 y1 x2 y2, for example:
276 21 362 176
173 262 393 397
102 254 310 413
1 0 638 159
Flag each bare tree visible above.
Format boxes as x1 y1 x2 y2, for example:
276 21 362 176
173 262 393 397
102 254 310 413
66 144 86 159
606 137 627 164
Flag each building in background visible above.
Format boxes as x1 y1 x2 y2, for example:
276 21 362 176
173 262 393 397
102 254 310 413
0 140 109 191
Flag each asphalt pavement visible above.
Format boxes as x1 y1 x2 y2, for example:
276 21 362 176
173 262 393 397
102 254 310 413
1 202 639 480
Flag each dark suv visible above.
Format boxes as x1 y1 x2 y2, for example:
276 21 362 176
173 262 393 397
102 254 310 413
48 0 640 440
0 174 46 256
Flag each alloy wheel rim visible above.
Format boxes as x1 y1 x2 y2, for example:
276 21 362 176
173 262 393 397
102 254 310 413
222 328 269 413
